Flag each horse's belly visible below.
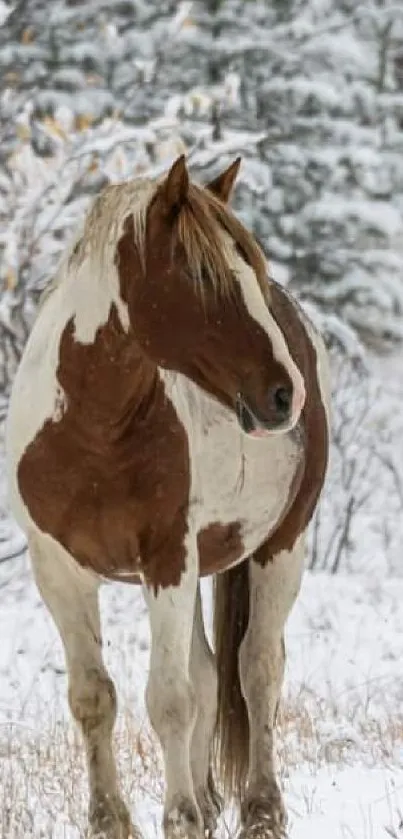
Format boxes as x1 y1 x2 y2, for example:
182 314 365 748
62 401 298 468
197 431 302 573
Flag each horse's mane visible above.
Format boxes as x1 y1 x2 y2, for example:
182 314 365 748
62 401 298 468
172 183 270 302
58 175 270 306
122 177 270 302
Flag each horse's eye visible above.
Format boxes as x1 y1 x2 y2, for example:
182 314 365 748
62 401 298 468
183 263 210 287
201 266 211 284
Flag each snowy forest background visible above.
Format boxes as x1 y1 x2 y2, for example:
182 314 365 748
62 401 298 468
1 0 403 575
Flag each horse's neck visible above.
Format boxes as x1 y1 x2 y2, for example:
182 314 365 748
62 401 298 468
161 368 237 439
57 305 158 429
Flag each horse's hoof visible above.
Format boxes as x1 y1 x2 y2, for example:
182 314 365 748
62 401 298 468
239 820 287 839
239 797 288 839
164 795 204 839
89 795 139 839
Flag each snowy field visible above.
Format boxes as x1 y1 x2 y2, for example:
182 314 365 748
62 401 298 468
1 545 403 838
1 1 403 835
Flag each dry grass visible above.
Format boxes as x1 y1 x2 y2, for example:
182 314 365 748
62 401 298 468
0 709 163 838
1 690 403 837
279 687 403 772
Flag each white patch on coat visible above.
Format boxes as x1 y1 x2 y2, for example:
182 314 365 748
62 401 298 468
160 369 303 565
226 239 306 425
52 386 68 422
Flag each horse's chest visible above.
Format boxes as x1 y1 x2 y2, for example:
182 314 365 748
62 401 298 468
195 425 302 573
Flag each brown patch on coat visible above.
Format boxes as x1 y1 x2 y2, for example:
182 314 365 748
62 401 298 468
18 306 191 591
255 283 329 564
198 521 244 576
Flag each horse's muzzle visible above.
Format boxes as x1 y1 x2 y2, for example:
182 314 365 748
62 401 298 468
235 388 292 436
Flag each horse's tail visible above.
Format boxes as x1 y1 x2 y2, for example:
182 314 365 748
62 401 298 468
213 561 249 802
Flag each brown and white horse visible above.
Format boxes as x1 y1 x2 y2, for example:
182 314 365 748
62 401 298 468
6 156 329 839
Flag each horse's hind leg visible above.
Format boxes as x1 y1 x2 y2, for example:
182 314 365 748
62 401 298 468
190 583 221 835
29 531 136 839
238 537 305 839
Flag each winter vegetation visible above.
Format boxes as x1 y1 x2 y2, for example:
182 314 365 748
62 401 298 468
1 0 403 836
1 0 403 573
1 555 403 838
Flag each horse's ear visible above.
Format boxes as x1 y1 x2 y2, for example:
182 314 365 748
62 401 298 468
161 155 189 215
206 157 242 203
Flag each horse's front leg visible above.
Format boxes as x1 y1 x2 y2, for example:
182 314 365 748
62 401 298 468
29 531 136 839
238 537 305 839
143 528 202 839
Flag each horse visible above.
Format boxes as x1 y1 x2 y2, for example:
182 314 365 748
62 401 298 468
6 155 329 839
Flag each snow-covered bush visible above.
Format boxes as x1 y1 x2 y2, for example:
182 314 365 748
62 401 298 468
1 0 403 574
309 340 403 574
2 0 403 345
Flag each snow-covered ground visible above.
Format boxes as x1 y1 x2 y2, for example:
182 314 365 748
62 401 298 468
0 308 402 838
1 547 403 838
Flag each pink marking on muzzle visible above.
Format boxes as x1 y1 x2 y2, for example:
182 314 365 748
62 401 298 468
249 428 272 439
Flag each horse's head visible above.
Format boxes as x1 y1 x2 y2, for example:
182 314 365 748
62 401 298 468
116 156 305 435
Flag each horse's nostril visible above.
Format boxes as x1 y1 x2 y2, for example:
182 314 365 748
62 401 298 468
272 385 292 417
236 393 256 434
